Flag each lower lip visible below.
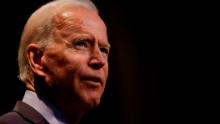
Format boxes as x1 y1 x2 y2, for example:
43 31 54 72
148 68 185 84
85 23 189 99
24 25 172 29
82 80 101 88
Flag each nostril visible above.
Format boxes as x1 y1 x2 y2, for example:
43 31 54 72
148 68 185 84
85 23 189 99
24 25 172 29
90 62 104 70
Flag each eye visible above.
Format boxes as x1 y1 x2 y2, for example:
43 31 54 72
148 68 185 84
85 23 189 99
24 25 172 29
100 47 110 54
74 39 90 49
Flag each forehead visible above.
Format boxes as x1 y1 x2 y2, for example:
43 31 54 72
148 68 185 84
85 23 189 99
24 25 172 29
52 5 108 43
53 5 106 30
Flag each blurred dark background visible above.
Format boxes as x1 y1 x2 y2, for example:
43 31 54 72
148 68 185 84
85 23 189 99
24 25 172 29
1 0 215 124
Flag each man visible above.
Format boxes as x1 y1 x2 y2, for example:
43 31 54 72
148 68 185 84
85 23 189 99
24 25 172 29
0 0 110 123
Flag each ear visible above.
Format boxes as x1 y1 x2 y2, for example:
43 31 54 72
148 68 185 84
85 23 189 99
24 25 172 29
27 44 45 77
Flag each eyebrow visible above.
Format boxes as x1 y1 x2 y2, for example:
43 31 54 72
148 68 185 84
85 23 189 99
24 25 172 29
81 32 111 48
102 42 111 49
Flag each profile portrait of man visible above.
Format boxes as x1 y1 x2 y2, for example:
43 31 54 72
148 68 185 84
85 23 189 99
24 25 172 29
0 0 110 123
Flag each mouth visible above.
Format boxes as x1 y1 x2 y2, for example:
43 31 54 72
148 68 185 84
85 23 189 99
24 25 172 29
81 76 103 88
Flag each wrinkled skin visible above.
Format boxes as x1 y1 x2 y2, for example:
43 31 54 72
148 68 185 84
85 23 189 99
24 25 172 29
28 5 110 123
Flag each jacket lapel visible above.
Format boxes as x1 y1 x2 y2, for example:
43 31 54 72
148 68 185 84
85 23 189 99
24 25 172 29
13 101 49 124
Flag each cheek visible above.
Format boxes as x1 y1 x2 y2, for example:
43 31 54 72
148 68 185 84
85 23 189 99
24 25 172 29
52 56 89 84
42 50 76 83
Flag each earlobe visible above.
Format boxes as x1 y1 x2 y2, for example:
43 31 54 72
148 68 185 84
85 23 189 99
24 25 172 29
27 44 45 77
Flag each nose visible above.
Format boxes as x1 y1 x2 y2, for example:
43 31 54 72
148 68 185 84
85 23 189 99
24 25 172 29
89 46 106 70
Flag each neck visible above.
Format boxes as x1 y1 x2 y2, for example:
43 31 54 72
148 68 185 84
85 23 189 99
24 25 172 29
52 96 91 124
26 82 36 91
33 78 91 124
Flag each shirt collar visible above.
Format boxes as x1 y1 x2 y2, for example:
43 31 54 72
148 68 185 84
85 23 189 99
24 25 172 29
22 90 69 124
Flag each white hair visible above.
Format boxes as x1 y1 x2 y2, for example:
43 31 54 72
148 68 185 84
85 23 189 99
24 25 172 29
18 0 98 83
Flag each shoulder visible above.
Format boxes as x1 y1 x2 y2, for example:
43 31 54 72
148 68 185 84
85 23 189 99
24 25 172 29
0 111 30 124
0 101 48 124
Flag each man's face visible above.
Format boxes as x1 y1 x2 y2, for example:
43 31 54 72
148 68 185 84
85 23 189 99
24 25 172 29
41 6 110 109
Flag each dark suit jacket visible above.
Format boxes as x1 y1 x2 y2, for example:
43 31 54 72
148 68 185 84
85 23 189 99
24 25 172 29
0 101 49 124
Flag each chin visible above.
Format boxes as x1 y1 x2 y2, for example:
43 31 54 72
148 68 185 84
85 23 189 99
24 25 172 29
82 91 102 109
87 98 100 109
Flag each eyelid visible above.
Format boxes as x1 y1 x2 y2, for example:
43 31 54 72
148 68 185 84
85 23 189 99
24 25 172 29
74 38 92 47
72 38 110 54
100 46 110 54
75 38 89 43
